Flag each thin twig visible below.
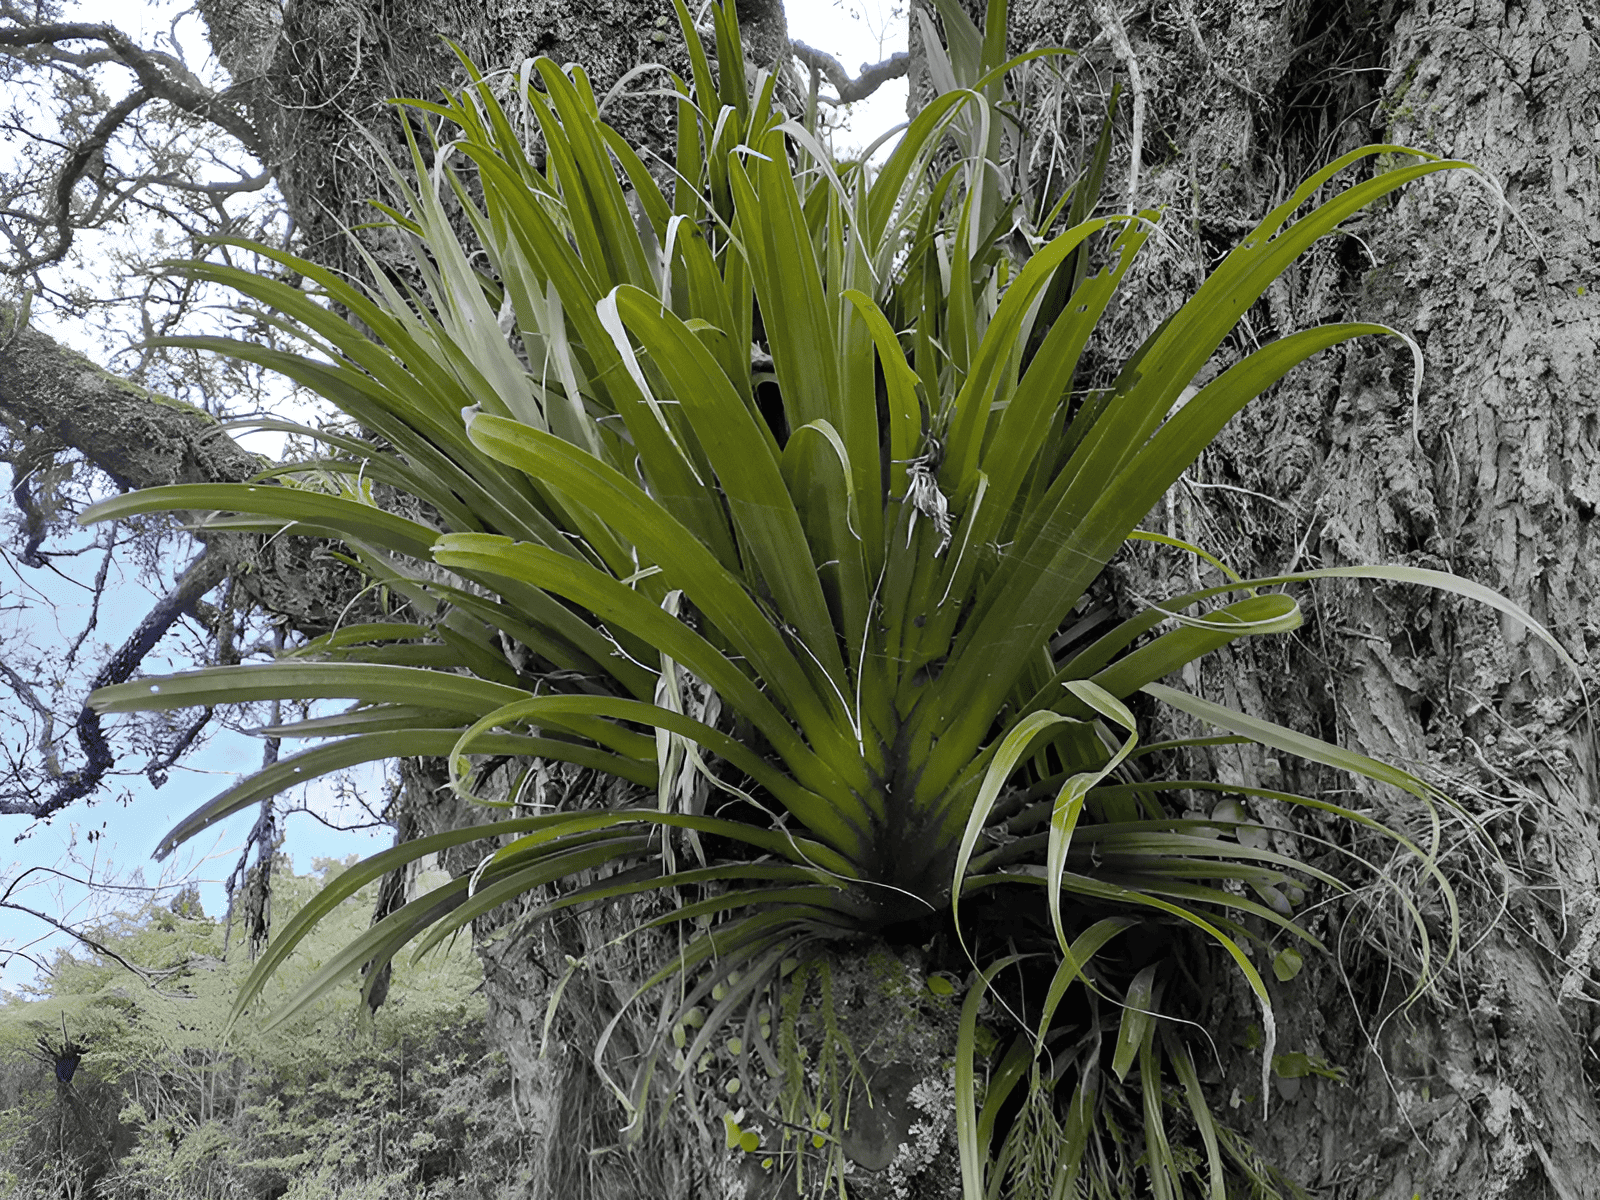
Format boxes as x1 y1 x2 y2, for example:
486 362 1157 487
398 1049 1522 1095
1094 3 1145 212
0 15 268 271
0 660 63 779
1 898 159 982
0 549 227 818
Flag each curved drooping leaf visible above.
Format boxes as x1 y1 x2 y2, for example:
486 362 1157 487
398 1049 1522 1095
432 533 805 757
81 483 443 560
448 693 866 855
157 728 652 857
90 662 530 717
228 812 566 1025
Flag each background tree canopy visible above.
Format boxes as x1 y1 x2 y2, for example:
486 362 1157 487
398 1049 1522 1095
2 0 1598 1197
0 859 525 1198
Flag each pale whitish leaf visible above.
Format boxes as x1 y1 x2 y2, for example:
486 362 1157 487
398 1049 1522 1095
1045 681 1139 956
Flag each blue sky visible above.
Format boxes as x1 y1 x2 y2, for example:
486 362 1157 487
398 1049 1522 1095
0 523 396 990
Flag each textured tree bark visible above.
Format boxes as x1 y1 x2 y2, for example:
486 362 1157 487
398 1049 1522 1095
969 0 1600 1194
199 0 791 288
0 315 259 492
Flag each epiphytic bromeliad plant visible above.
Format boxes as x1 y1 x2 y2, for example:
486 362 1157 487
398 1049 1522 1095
80 0 1562 1195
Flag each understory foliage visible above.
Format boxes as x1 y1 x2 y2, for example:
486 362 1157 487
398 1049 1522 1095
0 863 523 1199
76 0 1559 1194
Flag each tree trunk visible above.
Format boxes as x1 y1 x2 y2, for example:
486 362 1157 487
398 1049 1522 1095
975 0 1600 1194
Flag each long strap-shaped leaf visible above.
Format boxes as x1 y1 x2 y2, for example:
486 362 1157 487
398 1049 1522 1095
863 90 976 247
1143 682 1442 805
456 146 742 568
80 484 442 561
176 251 490 445
610 285 850 690
259 839 650 1033
227 811 586 1024
452 694 869 859
409 861 835 966
956 954 1028 1200
529 59 656 294
388 120 553 433
263 873 474 1031
236 420 484 533
733 129 842 436
252 703 461 737
1040 682 1140 959
952 155 1465 676
487 809 860 880
159 336 578 556
431 532 826 781
1009 868 1280 1118
924 323 1400 793
1085 151 1470 488
781 419 875 731
156 729 652 858
424 578 649 693
972 219 1150 553
843 289 922 502
90 662 529 719
1067 593 1302 709
464 412 857 771
940 217 1113 499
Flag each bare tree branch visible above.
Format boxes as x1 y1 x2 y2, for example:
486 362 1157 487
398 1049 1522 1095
0 549 226 819
143 706 213 788
0 659 62 778
135 167 273 198
62 537 113 669
0 896 158 980
278 802 390 834
6 85 149 274
0 13 273 274
1 864 223 988
0 20 264 157
791 40 909 105
6 430 57 566
0 310 263 491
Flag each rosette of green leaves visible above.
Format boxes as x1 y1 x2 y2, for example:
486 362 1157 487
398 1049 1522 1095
79 0 1563 1190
